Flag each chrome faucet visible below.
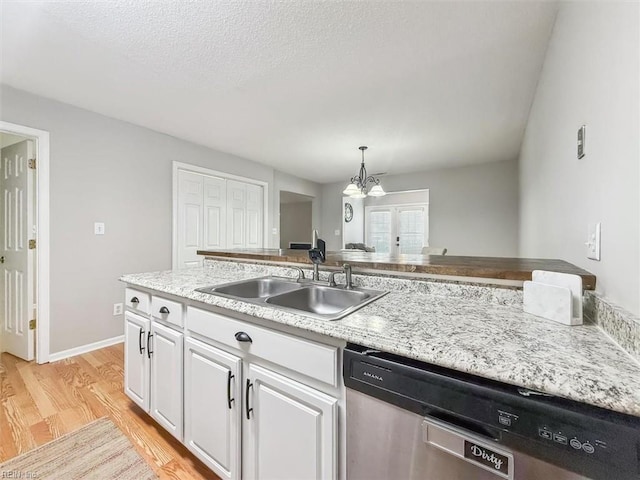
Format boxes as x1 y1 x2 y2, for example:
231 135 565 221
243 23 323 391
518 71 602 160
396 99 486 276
308 229 326 281
343 263 353 289
291 267 305 281
328 264 353 289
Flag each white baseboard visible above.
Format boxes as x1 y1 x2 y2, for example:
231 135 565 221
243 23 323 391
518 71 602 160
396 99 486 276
48 335 124 362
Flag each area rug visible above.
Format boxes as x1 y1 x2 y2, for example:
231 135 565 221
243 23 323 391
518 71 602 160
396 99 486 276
0 417 158 480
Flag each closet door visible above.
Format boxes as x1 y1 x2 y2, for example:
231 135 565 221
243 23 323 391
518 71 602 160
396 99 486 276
177 170 204 268
245 184 263 249
203 176 227 251
226 180 246 249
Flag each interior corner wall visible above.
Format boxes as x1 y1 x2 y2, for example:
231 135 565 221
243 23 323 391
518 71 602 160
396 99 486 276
0 85 282 355
280 202 313 248
519 2 639 316
321 159 519 255
274 170 322 247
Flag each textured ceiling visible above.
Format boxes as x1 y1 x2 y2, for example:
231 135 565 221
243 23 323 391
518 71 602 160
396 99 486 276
0 1 558 183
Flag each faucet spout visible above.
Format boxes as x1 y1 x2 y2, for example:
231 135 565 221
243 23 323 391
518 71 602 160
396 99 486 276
308 233 326 281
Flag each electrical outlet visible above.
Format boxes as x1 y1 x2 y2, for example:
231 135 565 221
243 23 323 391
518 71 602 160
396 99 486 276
334 229 341 236
272 227 278 235
94 222 105 235
585 223 601 261
113 303 123 315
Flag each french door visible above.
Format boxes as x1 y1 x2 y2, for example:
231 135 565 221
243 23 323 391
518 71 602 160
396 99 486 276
365 204 428 255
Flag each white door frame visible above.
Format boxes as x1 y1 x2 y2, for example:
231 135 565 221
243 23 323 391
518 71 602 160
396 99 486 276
0 121 50 364
172 161 270 269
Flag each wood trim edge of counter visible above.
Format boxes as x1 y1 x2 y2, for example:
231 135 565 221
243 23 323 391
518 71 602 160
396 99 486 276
196 249 596 290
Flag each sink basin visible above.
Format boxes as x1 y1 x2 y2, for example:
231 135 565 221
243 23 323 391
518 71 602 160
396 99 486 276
266 286 372 315
197 277 303 298
196 275 387 320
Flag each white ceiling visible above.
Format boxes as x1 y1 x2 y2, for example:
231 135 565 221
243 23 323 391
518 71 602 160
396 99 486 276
0 1 558 184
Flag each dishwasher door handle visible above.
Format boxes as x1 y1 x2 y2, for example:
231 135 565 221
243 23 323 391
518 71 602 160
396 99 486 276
422 417 514 480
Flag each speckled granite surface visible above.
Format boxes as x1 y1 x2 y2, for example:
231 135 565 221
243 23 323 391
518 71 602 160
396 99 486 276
121 265 640 417
585 291 640 362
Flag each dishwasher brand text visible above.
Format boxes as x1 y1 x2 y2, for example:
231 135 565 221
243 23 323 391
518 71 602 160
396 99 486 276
363 371 384 382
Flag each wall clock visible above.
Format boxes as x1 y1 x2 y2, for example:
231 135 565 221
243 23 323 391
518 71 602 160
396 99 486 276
344 202 353 223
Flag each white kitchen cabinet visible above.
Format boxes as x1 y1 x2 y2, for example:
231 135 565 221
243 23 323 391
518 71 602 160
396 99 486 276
124 291 342 480
184 337 242 480
149 321 184 441
124 311 150 411
244 363 338 480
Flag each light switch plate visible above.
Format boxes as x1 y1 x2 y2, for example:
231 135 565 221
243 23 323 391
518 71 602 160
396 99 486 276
586 222 601 260
94 222 105 235
577 125 586 159
334 229 341 236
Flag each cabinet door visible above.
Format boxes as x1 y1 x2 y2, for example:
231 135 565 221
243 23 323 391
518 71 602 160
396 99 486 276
244 364 337 480
184 338 242 480
150 321 183 441
124 312 150 412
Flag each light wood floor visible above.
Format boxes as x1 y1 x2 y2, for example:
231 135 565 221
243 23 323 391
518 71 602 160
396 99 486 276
0 344 219 480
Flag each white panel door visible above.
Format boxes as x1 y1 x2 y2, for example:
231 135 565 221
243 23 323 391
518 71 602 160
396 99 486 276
203 176 227 251
184 338 242 480
245 183 263 248
177 170 204 268
226 180 246 249
124 312 150 412
244 363 337 480
0 140 34 360
150 321 183 441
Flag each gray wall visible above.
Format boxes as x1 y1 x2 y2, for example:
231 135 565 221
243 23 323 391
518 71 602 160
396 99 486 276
322 159 519 256
0 85 311 354
280 202 312 248
519 2 639 316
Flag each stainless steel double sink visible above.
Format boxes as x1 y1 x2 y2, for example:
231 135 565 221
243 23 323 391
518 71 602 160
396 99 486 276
196 276 387 321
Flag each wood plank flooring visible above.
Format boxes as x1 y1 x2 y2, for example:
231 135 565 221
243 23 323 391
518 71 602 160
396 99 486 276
0 344 219 480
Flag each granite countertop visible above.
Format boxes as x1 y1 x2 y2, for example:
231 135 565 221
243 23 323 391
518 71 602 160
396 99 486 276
197 248 597 289
121 267 640 417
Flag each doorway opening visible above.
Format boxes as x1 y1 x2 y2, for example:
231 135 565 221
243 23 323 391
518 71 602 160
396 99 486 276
279 191 314 249
0 122 50 364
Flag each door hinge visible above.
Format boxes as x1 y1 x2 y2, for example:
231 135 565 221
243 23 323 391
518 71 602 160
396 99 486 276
29 239 36 249
29 319 36 330
28 159 36 170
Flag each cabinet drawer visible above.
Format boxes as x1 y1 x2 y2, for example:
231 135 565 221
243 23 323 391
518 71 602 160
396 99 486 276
152 295 184 327
125 288 150 315
187 307 338 387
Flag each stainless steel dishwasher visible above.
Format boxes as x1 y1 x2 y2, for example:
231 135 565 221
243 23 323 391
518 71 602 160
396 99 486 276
344 344 640 480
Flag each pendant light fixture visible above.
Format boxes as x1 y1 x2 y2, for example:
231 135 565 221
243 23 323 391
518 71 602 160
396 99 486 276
342 146 386 198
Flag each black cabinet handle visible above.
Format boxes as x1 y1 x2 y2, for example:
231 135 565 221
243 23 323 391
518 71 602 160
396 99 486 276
245 379 253 420
227 371 235 409
159 306 170 314
138 327 145 354
235 331 252 343
147 332 153 358
131 296 140 304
